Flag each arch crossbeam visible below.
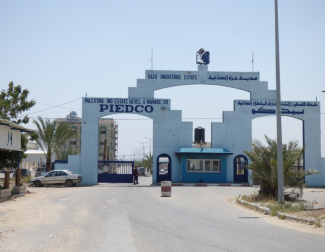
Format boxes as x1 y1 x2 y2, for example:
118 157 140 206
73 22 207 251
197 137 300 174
129 65 276 100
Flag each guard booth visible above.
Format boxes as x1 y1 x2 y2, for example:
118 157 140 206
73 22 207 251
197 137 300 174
98 161 134 183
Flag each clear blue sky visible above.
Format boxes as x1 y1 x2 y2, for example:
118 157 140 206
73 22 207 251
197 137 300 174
1 0 325 159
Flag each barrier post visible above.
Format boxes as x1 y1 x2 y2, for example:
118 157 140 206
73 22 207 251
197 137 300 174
161 181 171 197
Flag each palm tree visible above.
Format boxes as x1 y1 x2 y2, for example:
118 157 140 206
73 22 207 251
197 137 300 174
244 135 320 200
33 116 78 171
142 154 153 172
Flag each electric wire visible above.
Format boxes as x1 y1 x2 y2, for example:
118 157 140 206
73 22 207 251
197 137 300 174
36 102 81 110
20 97 82 116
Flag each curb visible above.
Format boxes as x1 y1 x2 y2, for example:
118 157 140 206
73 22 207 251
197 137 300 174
0 192 26 204
156 183 251 187
238 196 323 225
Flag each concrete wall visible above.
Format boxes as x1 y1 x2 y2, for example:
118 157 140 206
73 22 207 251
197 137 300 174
73 64 324 186
55 155 81 174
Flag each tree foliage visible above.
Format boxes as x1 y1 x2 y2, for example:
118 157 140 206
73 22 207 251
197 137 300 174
0 82 37 169
135 154 153 172
244 135 320 200
33 116 78 171
0 82 36 125
56 148 75 161
143 154 153 170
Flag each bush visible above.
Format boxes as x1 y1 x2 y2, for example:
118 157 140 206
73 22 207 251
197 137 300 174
244 135 320 200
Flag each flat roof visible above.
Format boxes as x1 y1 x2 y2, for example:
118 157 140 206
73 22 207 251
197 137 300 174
0 119 35 133
175 148 233 155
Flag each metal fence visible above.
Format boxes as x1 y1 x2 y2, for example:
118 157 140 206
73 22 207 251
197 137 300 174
98 161 134 183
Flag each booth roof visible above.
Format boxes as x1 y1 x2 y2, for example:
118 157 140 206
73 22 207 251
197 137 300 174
175 148 233 155
0 119 35 133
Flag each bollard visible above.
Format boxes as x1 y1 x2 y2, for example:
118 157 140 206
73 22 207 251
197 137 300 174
161 181 171 197
4 171 10 189
15 169 21 186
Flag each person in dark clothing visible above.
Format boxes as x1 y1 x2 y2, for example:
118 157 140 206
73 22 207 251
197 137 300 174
133 166 139 184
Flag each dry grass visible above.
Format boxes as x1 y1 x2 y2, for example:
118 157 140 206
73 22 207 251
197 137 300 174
239 192 325 227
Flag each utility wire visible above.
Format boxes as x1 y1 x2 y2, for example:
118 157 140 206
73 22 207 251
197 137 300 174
36 102 81 110
21 97 82 116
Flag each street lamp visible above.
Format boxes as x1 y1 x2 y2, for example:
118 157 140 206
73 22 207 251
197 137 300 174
145 137 153 155
139 142 148 159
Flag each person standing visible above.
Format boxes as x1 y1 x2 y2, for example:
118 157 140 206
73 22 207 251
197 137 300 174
133 166 139 184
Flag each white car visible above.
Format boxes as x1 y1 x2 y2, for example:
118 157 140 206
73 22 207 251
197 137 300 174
30 170 82 187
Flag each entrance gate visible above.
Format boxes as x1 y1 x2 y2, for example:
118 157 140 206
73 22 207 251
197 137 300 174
157 154 171 182
98 161 134 183
233 155 248 183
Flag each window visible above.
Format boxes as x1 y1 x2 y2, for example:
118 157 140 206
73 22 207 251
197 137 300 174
100 130 106 134
45 171 57 177
70 141 76 145
56 171 67 176
187 159 221 173
100 142 105 145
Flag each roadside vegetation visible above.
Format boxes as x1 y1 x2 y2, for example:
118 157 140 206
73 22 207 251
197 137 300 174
33 116 78 171
238 136 323 227
244 135 320 200
135 154 153 174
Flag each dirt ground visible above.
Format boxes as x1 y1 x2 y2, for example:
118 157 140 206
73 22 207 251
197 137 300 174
226 197 325 236
0 185 90 251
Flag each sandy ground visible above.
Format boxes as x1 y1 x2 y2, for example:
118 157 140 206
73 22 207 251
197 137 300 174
0 185 94 252
226 196 325 236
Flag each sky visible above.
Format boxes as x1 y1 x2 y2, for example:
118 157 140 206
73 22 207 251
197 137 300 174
1 0 325 159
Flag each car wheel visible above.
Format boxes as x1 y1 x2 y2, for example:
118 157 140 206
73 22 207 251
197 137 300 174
73 183 76 187
65 180 73 187
34 180 42 187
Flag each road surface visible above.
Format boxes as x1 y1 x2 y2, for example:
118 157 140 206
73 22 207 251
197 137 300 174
0 177 324 252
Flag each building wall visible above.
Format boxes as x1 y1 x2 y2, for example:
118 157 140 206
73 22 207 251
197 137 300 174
180 154 228 183
56 116 118 161
55 155 81 174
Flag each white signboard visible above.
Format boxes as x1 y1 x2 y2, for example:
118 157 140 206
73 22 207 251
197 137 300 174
0 125 21 151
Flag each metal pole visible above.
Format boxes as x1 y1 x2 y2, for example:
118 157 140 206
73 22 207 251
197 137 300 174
145 137 152 155
275 0 284 203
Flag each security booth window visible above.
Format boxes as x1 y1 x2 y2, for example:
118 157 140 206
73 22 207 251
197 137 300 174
187 159 221 172
204 160 211 171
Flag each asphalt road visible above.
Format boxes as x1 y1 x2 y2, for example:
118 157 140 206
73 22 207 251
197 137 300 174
0 177 324 252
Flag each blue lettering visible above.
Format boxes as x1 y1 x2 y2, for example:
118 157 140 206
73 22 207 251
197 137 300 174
135 105 143 113
125 105 134 113
148 74 157 79
145 105 153 113
184 75 197 80
109 105 114 112
115 105 124 112
99 104 108 112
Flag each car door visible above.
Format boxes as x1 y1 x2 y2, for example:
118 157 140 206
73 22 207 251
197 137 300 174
42 171 57 184
55 171 68 184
